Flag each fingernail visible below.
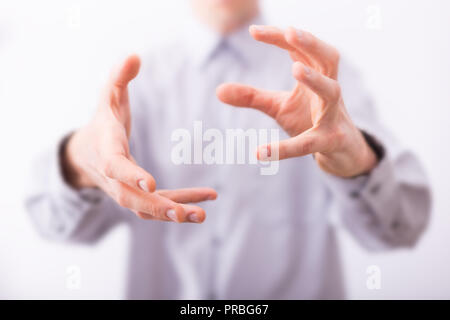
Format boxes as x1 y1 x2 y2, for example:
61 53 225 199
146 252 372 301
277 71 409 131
250 25 265 32
296 29 303 39
188 213 201 223
208 195 216 200
166 209 178 222
258 145 271 161
303 66 312 76
138 179 149 192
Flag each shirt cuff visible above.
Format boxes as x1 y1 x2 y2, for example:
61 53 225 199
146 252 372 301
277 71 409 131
320 134 399 229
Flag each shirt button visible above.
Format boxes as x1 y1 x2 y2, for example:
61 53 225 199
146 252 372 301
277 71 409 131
370 183 381 195
212 236 222 247
391 220 401 230
349 190 360 199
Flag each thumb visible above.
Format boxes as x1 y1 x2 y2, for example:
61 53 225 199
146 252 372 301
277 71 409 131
111 54 141 89
102 55 140 136
257 129 325 161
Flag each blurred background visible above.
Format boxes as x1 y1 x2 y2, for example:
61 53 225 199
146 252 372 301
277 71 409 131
0 0 449 299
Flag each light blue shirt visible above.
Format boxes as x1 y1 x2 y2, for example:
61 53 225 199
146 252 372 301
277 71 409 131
25 15 431 299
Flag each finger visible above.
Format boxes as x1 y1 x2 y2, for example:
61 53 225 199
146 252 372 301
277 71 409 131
292 62 341 103
285 27 340 78
134 198 206 223
257 129 324 161
134 212 157 220
249 25 294 51
133 209 157 221
157 188 217 204
249 25 313 66
111 54 141 89
110 182 186 222
216 83 282 118
179 204 206 223
102 154 156 192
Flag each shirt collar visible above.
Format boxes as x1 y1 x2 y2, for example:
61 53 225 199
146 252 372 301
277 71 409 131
185 14 266 69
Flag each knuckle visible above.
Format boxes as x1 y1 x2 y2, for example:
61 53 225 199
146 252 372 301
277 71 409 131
336 127 347 143
135 212 146 219
145 201 160 218
325 48 340 78
136 212 153 220
298 137 315 155
330 126 347 149
101 158 115 178
330 82 342 102
114 186 128 207
303 139 315 154
332 49 340 66
244 88 256 106
155 206 168 219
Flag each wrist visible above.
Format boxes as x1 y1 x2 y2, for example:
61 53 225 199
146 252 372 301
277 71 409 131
61 130 95 189
346 129 382 178
356 138 378 176
315 128 379 178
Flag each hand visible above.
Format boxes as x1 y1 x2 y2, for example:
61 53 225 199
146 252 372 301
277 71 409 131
64 55 217 223
216 26 377 178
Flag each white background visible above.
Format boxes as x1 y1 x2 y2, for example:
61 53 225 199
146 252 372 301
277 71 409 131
0 0 449 299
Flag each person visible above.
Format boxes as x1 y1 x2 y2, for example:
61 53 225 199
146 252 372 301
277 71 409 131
25 0 431 299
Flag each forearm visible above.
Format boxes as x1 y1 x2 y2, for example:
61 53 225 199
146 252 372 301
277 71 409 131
322 131 431 250
24 135 117 243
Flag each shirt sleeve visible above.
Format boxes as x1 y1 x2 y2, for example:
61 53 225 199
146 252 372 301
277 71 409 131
320 59 432 251
24 133 130 244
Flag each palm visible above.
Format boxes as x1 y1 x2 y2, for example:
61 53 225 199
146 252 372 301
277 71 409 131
276 84 315 137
